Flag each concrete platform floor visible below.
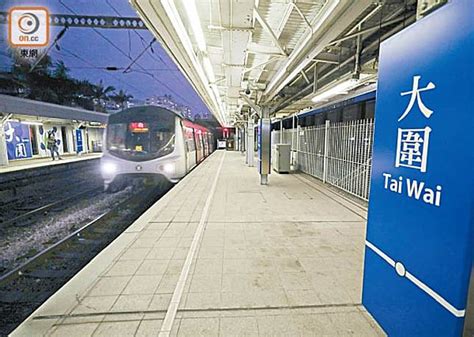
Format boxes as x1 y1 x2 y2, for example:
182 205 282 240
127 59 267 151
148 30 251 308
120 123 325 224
12 150 385 337
0 153 101 174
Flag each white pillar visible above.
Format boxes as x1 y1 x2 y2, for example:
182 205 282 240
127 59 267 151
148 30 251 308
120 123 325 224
323 120 330 183
296 122 301 169
247 118 254 167
259 108 271 185
0 126 8 166
279 120 283 144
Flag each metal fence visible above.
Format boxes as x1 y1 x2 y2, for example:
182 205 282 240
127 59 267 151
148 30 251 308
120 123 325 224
272 119 374 201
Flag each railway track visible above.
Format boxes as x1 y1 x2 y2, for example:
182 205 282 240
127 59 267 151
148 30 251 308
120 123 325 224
0 158 102 224
0 181 172 336
0 187 103 232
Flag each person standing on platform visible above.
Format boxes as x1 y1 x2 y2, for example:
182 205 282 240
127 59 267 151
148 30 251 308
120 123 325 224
47 132 62 161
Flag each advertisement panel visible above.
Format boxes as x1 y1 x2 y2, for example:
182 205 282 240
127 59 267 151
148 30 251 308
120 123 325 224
4 121 33 160
76 129 83 153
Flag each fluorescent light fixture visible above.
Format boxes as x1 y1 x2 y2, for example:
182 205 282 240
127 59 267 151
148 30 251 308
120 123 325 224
160 0 226 125
311 73 372 103
311 79 357 103
182 0 207 52
203 56 215 83
211 84 220 100
21 121 43 126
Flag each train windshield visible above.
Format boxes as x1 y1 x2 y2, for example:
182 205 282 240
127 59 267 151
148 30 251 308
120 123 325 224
106 110 176 162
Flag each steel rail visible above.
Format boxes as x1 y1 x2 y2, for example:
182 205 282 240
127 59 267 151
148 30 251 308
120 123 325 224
0 212 107 284
0 187 102 229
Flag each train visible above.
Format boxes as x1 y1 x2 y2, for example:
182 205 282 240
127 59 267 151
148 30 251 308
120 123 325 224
100 105 214 191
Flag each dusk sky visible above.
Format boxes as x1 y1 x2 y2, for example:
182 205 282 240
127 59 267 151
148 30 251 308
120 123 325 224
0 0 211 115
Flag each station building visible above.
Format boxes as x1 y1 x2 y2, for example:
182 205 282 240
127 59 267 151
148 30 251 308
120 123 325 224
0 94 107 166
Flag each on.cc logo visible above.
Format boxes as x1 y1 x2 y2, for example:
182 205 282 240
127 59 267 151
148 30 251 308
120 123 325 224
8 7 49 47
17 12 40 35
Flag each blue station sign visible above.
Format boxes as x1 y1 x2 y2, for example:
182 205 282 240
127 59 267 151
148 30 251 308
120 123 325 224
4 121 33 160
362 1 474 336
76 129 83 153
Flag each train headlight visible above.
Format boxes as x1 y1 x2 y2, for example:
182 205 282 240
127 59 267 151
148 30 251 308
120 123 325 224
162 163 174 174
102 162 117 175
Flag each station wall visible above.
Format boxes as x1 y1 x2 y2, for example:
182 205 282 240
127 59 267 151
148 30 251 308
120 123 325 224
3 120 104 161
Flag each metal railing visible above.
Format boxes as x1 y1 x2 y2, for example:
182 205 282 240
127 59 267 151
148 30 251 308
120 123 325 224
272 119 374 201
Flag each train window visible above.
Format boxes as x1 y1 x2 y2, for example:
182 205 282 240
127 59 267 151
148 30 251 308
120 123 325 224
107 111 176 162
185 127 195 152
194 131 202 150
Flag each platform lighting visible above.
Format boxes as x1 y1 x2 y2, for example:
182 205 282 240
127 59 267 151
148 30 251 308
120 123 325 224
211 84 220 101
182 0 207 52
21 121 43 126
311 73 372 103
203 56 216 83
311 79 357 103
160 0 225 125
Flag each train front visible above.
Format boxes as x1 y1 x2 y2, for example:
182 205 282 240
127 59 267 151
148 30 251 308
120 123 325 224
101 106 185 191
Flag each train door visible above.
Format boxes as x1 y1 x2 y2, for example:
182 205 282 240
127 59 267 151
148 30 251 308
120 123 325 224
194 129 201 163
180 121 188 172
185 126 196 170
200 132 205 158
203 132 209 157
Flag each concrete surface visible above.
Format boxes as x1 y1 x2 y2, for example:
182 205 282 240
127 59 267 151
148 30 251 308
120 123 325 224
12 150 384 337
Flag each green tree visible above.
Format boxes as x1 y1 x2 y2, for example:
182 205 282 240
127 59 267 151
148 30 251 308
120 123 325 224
111 89 133 111
91 80 115 112
53 60 69 79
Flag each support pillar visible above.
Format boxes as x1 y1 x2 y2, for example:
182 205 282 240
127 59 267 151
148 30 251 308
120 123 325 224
0 126 8 167
323 120 330 183
247 118 254 167
295 122 301 170
0 115 11 167
258 107 271 185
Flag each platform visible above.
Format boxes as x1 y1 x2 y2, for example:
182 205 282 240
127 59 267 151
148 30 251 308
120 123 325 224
12 150 385 337
0 153 102 174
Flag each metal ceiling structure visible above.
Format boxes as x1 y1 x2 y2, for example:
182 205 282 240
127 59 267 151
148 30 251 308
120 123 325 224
130 0 418 126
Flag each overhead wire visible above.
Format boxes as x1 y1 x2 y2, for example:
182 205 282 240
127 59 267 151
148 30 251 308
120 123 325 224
54 46 144 94
122 37 156 73
103 0 188 87
57 0 193 106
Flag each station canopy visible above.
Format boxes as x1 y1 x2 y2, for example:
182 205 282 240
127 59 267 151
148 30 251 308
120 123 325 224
130 0 417 126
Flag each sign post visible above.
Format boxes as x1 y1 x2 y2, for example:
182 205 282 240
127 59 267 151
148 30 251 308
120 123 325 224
75 129 83 155
258 116 271 185
362 1 473 336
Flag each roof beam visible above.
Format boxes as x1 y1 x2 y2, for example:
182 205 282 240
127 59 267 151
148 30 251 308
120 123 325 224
242 57 280 74
249 2 294 84
263 0 375 103
253 7 288 56
314 52 340 64
240 94 261 116
246 43 287 57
